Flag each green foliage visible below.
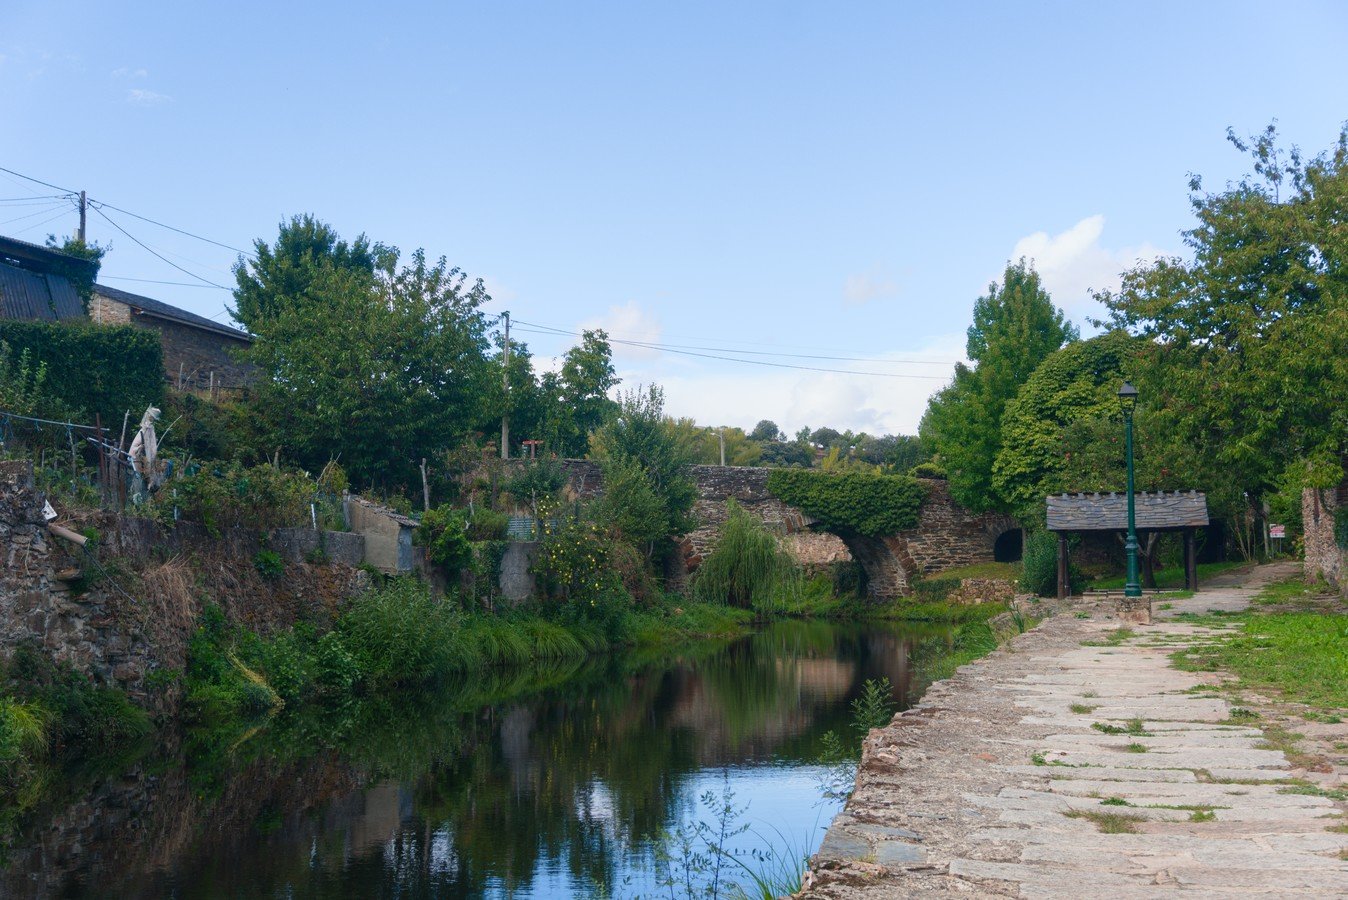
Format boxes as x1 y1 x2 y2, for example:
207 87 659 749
535 520 617 600
3 645 150 749
590 385 698 558
540 329 620 458
415 505 474 572
44 235 105 307
338 579 467 686
909 460 947 479
0 320 162 422
766 469 926 536
239 217 494 491
692 500 799 609
154 463 316 536
0 697 49 764
1097 125 1348 528
850 676 896 736
1334 507 1348 550
920 260 1078 513
911 575 961 603
502 457 566 507
0 340 50 416
253 549 284 580
158 389 257 464
1021 530 1061 597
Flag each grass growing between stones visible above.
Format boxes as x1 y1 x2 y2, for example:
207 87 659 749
1084 628 1135 647
1063 809 1145 833
1092 718 1151 736
1070 703 1097 714
1125 742 1149 753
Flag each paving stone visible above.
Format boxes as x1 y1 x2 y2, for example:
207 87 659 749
870 841 926 866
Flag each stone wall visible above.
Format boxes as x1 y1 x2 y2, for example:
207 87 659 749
1 472 369 713
553 462 1014 599
142 314 253 391
1304 483 1346 593
271 527 366 567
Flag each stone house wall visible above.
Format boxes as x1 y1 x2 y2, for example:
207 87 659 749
91 291 253 390
1304 482 1347 593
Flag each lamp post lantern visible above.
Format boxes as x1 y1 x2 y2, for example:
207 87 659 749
1119 382 1142 598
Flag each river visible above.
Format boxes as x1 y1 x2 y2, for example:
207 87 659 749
3 619 957 898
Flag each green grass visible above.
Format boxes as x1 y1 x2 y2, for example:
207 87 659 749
1064 809 1145 833
1170 593 1348 709
1092 718 1150 736
1125 742 1149 753
1251 578 1331 607
1070 703 1097 714
1084 628 1135 647
1090 560 1247 591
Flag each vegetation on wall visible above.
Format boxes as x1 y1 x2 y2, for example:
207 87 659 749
0 320 162 422
766 469 926 536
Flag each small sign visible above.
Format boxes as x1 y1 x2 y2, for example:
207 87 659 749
1269 524 1286 539
42 500 58 522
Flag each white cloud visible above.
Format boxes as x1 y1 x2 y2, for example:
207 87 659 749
580 300 663 361
126 88 171 105
111 67 147 78
633 333 966 436
1009 215 1166 316
842 271 898 306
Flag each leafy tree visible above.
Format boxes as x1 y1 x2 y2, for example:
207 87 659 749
810 426 844 449
758 439 813 468
231 214 383 332
749 419 782 443
541 329 619 457
670 420 762 466
44 234 105 307
920 260 1078 512
589 385 697 563
243 242 493 490
1096 124 1348 517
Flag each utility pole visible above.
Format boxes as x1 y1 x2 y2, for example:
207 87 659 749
501 311 510 460
77 191 87 243
718 428 726 467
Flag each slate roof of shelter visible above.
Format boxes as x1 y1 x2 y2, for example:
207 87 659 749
348 495 420 528
1046 490 1209 532
0 235 91 322
93 284 253 342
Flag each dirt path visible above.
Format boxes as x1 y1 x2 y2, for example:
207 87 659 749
800 561 1348 898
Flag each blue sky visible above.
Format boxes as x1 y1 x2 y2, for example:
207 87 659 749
3 2 1346 435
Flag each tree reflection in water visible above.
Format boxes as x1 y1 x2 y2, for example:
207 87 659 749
2 619 952 898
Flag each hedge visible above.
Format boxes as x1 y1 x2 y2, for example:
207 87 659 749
766 469 927 536
0 320 162 422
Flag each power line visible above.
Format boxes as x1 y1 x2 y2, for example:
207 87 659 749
514 317 957 365
11 206 76 238
0 165 75 195
90 205 231 290
101 275 232 289
92 200 252 256
510 323 951 380
0 201 70 227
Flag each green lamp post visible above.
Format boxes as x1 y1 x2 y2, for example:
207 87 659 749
1119 382 1142 598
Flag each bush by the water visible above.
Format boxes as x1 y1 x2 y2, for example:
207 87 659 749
692 500 799 609
338 579 467 686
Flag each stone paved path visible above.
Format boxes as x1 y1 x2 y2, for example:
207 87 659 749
800 562 1348 898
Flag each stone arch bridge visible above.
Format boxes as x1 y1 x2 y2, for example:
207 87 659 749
555 461 1016 599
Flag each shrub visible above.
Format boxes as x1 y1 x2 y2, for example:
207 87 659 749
4 645 150 748
534 520 619 600
0 697 49 763
466 507 509 541
1021 530 1059 596
0 320 162 421
911 576 961 603
415 505 474 572
910 461 947 479
503 457 566 506
692 500 798 609
313 632 361 694
766 470 926 536
156 464 316 536
253 549 285 580
338 579 467 685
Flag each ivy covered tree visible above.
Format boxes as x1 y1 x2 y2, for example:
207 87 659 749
920 260 1078 513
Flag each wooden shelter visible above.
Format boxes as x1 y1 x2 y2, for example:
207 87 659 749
1046 491 1210 600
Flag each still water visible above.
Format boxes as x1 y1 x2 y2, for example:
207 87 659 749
4 620 953 898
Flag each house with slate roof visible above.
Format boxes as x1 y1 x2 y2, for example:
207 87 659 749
0 234 252 391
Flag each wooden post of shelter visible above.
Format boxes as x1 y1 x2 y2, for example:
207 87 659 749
1184 527 1198 591
1057 533 1069 600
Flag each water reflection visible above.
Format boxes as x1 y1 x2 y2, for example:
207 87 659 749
3 619 949 898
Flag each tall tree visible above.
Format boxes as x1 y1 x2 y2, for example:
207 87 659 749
920 260 1078 512
1096 125 1348 514
541 329 619 457
243 241 492 490
232 214 383 332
